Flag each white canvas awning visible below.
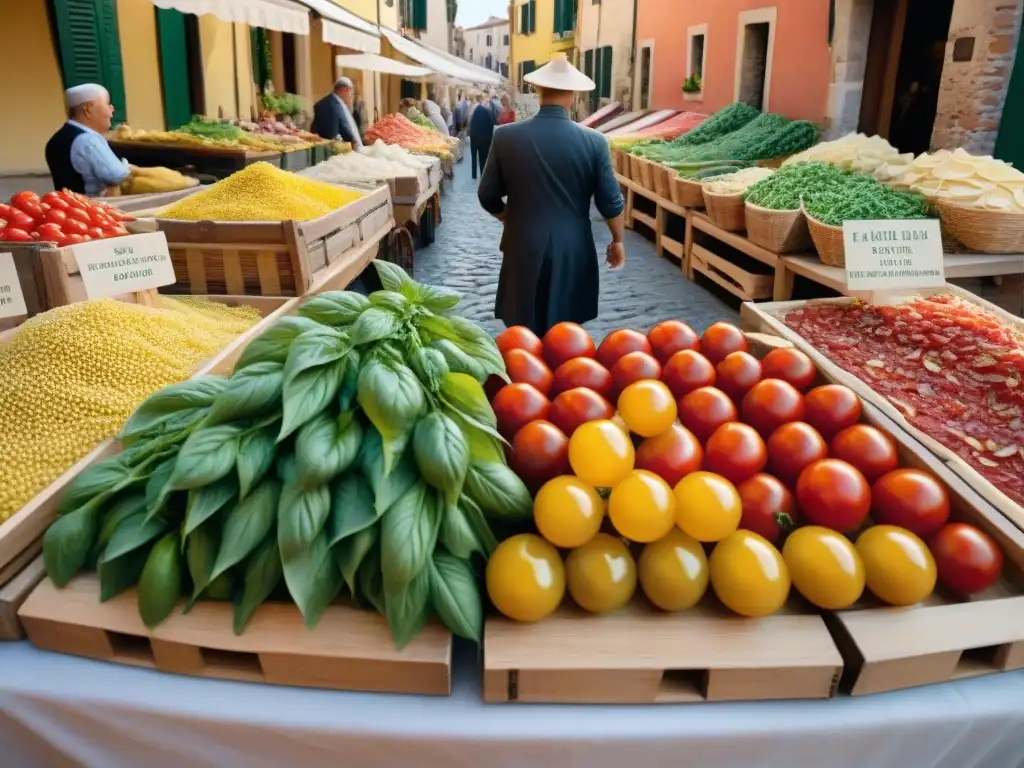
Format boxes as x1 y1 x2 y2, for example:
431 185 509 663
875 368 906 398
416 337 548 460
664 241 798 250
381 28 502 86
335 53 432 78
298 0 381 54
152 0 309 34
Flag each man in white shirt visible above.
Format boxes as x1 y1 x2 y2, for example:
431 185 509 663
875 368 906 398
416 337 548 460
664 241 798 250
45 84 130 195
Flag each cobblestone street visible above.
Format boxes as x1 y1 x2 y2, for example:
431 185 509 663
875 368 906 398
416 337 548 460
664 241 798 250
412 156 738 342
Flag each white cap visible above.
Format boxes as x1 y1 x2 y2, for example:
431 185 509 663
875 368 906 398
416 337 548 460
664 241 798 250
524 53 595 92
65 84 109 108
335 77 354 89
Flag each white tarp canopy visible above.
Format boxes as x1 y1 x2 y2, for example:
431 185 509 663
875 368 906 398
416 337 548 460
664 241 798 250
335 53 432 78
297 0 381 54
381 28 502 86
152 0 309 34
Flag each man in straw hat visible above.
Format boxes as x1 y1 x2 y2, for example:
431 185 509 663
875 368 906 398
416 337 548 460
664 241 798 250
478 53 625 336
45 83 130 195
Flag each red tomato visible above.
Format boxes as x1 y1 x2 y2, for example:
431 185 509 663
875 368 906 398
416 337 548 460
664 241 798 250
10 191 40 208
635 424 703 486
803 385 862 440
678 386 738 442
66 207 93 225
551 357 612 400
609 351 662 401
871 469 949 537
0 203 13 219
548 387 615 437
492 383 550 440
63 233 86 245
41 192 70 211
699 322 747 364
86 226 107 240
542 322 595 370
796 459 871 532
760 348 816 391
1 228 32 242
88 207 112 226
44 208 68 226
929 523 1003 595
510 420 571 491
704 422 767 484
8 210 34 231
596 328 652 369
767 422 828 483
661 349 715 399
647 320 700 363
737 473 797 543
741 379 805 438
102 225 126 239
715 351 763 403
831 425 898 483
63 218 89 236
34 223 64 243
504 349 553 396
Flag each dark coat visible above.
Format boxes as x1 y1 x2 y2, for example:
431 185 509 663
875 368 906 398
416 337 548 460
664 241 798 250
312 94 358 144
469 104 495 146
477 105 624 334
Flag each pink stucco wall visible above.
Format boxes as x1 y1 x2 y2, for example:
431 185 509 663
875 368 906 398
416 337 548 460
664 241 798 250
637 0 831 122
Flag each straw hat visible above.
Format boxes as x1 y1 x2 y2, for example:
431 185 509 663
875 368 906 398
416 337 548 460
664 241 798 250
524 53 595 92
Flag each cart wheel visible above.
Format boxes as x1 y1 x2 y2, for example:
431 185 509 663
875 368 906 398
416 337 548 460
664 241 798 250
419 206 436 247
395 227 415 275
433 194 442 227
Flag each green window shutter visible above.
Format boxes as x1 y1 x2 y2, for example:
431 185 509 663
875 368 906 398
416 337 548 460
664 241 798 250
412 0 427 30
599 46 612 99
554 0 563 35
520 4 528 34
529 1 536 33
52 0 128 125
584 49 594 80
157 9 191 129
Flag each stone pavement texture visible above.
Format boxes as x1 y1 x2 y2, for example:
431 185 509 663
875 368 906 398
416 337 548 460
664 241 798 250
412 156 738 343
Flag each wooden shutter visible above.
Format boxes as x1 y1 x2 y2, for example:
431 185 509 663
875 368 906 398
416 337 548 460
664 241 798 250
554 0 563 34
599 46 612 98
157 9 191 129
520 3 528 34
584 49 594 80
52 0 128 124
529 1 537 33
412 0 427 31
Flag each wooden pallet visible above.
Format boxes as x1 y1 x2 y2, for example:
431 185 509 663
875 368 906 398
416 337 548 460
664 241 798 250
690 244 773 301
19 576 452 695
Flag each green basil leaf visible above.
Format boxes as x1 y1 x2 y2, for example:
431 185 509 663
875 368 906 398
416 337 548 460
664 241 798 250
278 481 331 558
236 422 278 500
295 410 363 489
183 475 237 536
43 504 101 586
457 496 498 557
440 373 497 429
373 259 417 299
97 494 147 553
357 360 425 452
186 518 220 603
335 521 378 596
205 573 233 601
143 459 176 521
98 547 148 602
369 290 411 315
58 456 134 516
465 462 533 520
358 543 386 614
449 412 506 463
409 347 449 393
381 481 440 587
298 291 370 327
418 313 460 344
137 532 182 628
282 532 343 629
206 362 283 426
429 551 482 642
234 316 324 371
413 411 470 504
100 512 169 564
118 377 227 439
328 473 378 546
349 307 400 346
279 357 348 441
336 347 361 412
440 500 484 560
170 425 242 490
384 566 430 650
431 339 487 383
211 477 280 581
276 452 298 485
418 284 460 313
374 341 406 369
282 326 350 389
233 532 282 634
360 427 419 515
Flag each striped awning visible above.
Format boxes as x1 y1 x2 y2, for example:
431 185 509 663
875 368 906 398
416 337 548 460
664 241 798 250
151 0 310 34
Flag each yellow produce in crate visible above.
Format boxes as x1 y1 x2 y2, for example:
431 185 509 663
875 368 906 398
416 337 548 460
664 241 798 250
121 166 200 195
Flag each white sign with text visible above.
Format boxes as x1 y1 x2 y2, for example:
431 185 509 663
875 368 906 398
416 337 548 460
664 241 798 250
72 232 176 300
842 219 945 291
0 252 28 319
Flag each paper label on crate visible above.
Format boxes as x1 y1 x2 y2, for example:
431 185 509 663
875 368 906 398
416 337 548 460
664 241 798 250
842 220 945 291
71 232 176 300
0 252 28 319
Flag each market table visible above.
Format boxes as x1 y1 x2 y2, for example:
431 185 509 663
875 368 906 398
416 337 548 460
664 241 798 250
2 642 1023 768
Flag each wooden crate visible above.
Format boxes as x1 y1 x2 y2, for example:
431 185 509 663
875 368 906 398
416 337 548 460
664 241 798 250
690 244 773 301
390 171 430 205
102 186 205 213
280 147 312 172
394 185 441 229
107 140 282 180
0 556 44 641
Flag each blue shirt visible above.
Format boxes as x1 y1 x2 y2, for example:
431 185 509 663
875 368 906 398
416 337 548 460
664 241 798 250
68 120 130 195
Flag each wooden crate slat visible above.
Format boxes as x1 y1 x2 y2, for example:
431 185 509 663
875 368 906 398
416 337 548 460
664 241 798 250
0 556 44 641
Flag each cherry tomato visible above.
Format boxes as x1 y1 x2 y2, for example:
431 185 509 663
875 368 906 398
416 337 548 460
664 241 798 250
596 328 652 369
661 349 716 399
542 322 595 370
715 351 763 402
871 468 950 537
741 379 805 438
760 347 816 391
635 424 702 487
86 226 106 240
62 233 86 245
0 203 13 219
497 325 543 359
106 225 129 238
7 210 34 231
803 384 862 440
704 422 767 484
10 191 40 210
831 424 898 483
566 533 637 613
737 473 796 543
41 192 69 211
673 471 742 542
34 223 64 243
647 320 700 363
796 459 871 532
44 208 68 226
638 528 709 611
609 351 662 401
609 469 676 542
929 523 1003 595
617 379 677 437
486 534 565 622
533 474 603 548
678 386 737 442
66 207 93 225
510 420 571 491
551 357 612 400
767 421 828 483
1 228 32 242
548 387 614 436
700 322 748 364
568 419 635 487
63 218 89 236
504 349 553 396
709 530 790 617
783 526 865 610
88 207 112 226
856 525 936 606
492 382 550 440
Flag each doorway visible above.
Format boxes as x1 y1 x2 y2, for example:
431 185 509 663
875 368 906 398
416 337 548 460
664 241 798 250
738 22 770 109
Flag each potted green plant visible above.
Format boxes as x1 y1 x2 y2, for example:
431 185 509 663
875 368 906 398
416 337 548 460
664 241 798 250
683 73 703 101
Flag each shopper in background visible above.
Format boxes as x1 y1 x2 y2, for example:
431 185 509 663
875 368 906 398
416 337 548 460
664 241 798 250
422 91 450 136
312 77 362 148
497 94 516 126
469 94 496 180
488 92 502 123
454 91 469 135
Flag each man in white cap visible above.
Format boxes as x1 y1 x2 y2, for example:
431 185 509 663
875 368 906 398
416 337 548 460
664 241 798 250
312 77 363 148
478 53 625 336
45 83 130 195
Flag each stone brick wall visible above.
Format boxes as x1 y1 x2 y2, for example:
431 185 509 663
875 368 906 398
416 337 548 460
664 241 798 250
824 0 875 138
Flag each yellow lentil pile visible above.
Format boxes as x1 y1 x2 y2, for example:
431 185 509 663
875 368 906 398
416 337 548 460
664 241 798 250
0 297 261 521
161 162 365 222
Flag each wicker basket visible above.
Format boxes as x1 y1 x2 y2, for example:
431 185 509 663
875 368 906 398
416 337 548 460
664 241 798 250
652 163 672 199
758 155 789 169
670 175 705 208
702 189 746 231
744 203 812 254
935 199 1024 254
638 158 655 191
804 208 847 267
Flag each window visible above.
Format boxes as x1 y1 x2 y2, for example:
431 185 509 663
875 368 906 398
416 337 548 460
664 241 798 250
638 43 653 110
582 47 610 108
51 0 128 124
486 53 493 70
687 26 706 79
486 34 492 46
734 7 776 110
402 0 427 31
518 59 536 89
553 0 575 35
519 1 536 34
500 62 508 77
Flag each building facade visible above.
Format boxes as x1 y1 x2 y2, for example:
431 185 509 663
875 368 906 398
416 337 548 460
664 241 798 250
577 0 635 111
510 0 575 92
462 16 510 77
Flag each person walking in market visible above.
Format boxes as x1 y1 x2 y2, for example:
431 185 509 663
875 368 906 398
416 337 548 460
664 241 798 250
477 54 625 336
469 94 496 180
497 94 516 126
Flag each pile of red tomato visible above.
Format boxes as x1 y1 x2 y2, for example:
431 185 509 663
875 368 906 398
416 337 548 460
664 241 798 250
484 319 1006 623
0 190 133 248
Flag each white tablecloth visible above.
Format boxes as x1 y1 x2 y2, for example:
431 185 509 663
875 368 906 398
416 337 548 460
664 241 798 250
2 641 1023 767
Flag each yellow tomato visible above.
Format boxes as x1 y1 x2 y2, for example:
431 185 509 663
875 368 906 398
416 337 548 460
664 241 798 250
568 420 635 487
565 533 637 613
638 528 709 611
856 525 936 606
709 530 790 617
486 534 565 622
618 380 678 437
534 475 605 548
783 526 865 610
673 471 742 542
608 469 676 542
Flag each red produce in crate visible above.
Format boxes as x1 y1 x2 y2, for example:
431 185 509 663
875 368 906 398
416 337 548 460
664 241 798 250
596 328 652 369
647 320 700 363
551 357 613 400
492 382 550 440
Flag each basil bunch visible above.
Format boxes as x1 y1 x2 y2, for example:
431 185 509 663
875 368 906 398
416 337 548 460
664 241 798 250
43 262 532 648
